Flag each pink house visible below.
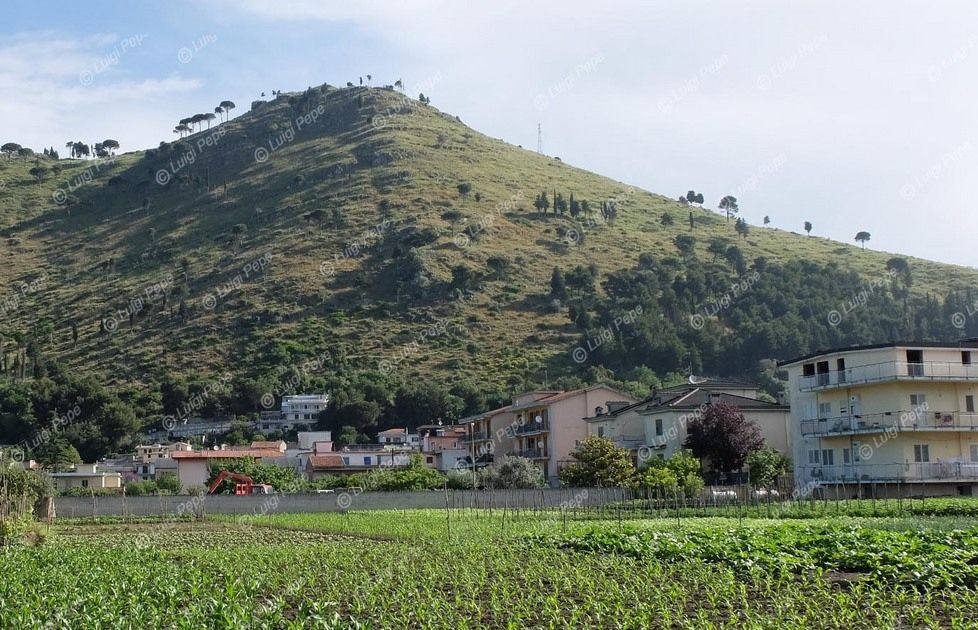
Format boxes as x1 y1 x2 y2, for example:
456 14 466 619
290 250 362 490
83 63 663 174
461 385 638 485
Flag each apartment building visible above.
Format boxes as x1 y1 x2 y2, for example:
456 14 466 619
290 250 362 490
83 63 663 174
782 340 978 497
461 386 638 485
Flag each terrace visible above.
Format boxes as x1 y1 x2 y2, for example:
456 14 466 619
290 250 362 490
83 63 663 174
799 361 978 392
801 462 978 483
509 448 549 460
800 410 978 436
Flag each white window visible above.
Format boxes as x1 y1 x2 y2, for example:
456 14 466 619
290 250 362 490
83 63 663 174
818 402 833 418
843 448 851 464
913 444 930 463
808 449 820 464
655 418 663 436
821 449 834 466
910 394 926 407
970 444 978 463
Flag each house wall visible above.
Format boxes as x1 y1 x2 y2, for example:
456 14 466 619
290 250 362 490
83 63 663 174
176 460 210 492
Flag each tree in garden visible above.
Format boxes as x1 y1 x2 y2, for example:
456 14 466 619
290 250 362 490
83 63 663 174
745 448 790 487
855 231 871 249
558 436 635 487
636 449 704 496
684 403 764 473
718 195 738 222
484 455 545 488
804 221 812 235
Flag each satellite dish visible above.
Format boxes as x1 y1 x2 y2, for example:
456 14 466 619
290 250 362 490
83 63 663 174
689 375 709 385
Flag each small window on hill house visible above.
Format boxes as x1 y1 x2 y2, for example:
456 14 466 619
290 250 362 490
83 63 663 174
967 395 975 413
597 426 605 437
970 444 978 463
821 449 834 466
655 418 663 436
802 363 815 377
964 351 972 365
843 448 851 464
808 449 820 465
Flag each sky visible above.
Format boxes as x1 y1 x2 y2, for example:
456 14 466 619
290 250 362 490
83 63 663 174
2 0 977 268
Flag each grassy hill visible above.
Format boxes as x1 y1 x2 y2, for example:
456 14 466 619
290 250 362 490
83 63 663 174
1 83 976 398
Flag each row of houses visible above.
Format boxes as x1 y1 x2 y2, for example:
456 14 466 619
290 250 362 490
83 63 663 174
26 339 978 498
458 339 978 498
458 383 790 486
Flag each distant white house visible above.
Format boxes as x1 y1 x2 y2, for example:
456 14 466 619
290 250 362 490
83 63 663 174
377 428 420 448
282 394 330 423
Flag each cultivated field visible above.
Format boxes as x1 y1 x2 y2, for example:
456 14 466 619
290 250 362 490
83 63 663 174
5 504 978 628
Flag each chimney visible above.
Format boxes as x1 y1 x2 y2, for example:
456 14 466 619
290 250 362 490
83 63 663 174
594 406 604 416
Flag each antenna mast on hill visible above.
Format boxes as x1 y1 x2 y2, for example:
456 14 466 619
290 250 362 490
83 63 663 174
537 123 543 154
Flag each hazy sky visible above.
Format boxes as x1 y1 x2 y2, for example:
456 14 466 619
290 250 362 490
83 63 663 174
3 1 976 268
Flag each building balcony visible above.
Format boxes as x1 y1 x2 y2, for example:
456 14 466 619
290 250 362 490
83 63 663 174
514 419 550 435
462 430 490 443
509 449 549 460
800 462 978 484
799 361 978 392
800 411 978 436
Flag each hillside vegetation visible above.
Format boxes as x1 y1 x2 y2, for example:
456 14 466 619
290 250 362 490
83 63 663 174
1 82 977 454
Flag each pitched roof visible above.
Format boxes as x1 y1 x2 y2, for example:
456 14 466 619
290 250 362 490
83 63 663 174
522 384 639 406
307 455 344 469
377 428 407 435
589 388 787 419
250 441 286 449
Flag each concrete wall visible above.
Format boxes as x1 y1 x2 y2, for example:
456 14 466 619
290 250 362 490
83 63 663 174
53 488 623 519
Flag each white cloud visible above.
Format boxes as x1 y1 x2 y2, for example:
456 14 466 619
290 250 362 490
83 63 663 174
0 32 201 153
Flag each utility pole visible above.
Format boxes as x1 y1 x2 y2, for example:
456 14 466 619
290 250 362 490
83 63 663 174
537 123 543 154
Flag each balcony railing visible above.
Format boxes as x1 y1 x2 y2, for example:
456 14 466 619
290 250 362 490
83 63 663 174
799 361 978 391
509 449 549 460
514 419 550 435
462 430 490 443
800 411 978 436
800 462 978 483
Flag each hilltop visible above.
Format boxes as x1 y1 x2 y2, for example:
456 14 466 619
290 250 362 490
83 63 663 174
1 82 977 417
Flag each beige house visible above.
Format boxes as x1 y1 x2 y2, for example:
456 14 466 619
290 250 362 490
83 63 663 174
49 463 122 492
587 381 791 470
782 340 978 497
171 448 282 492
461 386 638 485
